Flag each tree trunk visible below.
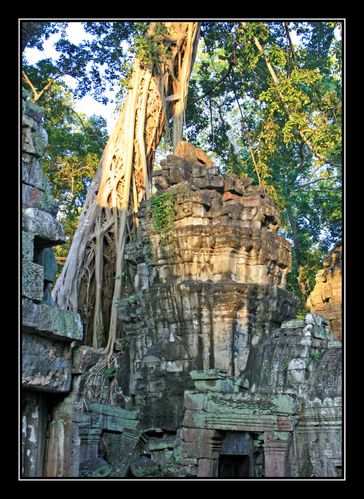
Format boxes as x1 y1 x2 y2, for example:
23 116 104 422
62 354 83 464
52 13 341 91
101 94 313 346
21 22 40 52
52 22 200 358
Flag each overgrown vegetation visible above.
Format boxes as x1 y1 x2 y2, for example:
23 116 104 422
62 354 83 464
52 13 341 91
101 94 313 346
150 190 177 244
149 186 191 262
22 20 342 347
185 21 342 304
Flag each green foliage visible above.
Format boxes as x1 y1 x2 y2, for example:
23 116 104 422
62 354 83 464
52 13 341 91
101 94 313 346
104 366 118 379
22 21 66 51
150 190 177 245
149 187 191 262
132 22 170 68
23 21 140 104
311 351 321 362
23 21 342 303
186 21 341 303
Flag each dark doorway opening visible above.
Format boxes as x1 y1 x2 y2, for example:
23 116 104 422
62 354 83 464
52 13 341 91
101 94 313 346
218 455 250 478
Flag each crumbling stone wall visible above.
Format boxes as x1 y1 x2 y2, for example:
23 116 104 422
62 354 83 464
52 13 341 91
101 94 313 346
113 144 341 478
306 244 342 339
22 137 341 478
21 90 83 477
175 313 342 478
118 144 298 434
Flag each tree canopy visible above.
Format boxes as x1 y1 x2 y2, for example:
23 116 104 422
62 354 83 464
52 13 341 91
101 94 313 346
22 20 342 308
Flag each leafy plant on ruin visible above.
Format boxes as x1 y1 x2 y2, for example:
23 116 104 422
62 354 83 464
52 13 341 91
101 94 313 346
104 365 118 379
311 351 321 362
150 189 177 250
150 185 191 263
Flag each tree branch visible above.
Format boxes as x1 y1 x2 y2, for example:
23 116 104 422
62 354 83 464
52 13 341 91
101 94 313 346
241 22 326 164
209 97 214 148
192 57 234 103
245 134 261 185
296 175 340 189
22 70 39 101
22 69 56 102
284 22 298 68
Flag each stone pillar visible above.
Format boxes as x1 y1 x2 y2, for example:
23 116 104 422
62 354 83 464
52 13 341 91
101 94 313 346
264 432 290 477
79 425 103 464
295 400 342 477
44 417 81 477
21 392 48 477
44 420 66 477
43 375 83 477
197 458 218 477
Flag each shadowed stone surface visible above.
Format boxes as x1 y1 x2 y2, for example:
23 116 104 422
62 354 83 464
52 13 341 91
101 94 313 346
21 90 83 478
22 332 72 392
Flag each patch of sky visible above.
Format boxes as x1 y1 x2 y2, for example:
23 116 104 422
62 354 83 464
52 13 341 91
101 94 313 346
23 22 119 134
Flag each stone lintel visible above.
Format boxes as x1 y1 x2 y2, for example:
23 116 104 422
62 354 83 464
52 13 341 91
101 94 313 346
22 332 72 393
23 208 66 246
38 303 83 341
86 402 139 420
281 319 305 329
190 369 229 380
22 299 83 342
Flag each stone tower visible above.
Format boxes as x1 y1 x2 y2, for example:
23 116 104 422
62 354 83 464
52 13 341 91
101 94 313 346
118 143 298 431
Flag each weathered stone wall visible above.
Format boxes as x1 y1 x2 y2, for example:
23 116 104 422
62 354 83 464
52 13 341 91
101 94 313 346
118 145 298 433
21 138 341 478
306 244 342 339
243 313 335 397
174 313 342 478
295 345 342 478
113 144 340 478
21 90 83 477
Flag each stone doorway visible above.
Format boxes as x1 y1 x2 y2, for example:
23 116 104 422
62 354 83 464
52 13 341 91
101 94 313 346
218 455 250 477
217 431 265 478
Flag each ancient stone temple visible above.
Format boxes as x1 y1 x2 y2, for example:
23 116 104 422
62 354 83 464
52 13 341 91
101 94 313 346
119 146 298 433
21 135 342 478
306 244 342 340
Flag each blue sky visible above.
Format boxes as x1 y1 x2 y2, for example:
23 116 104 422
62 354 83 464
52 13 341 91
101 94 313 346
23 21 342 137
24 22 118 133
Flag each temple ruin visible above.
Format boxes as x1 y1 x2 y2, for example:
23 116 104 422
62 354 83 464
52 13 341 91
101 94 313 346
306 244 342 340
21 95 343 479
